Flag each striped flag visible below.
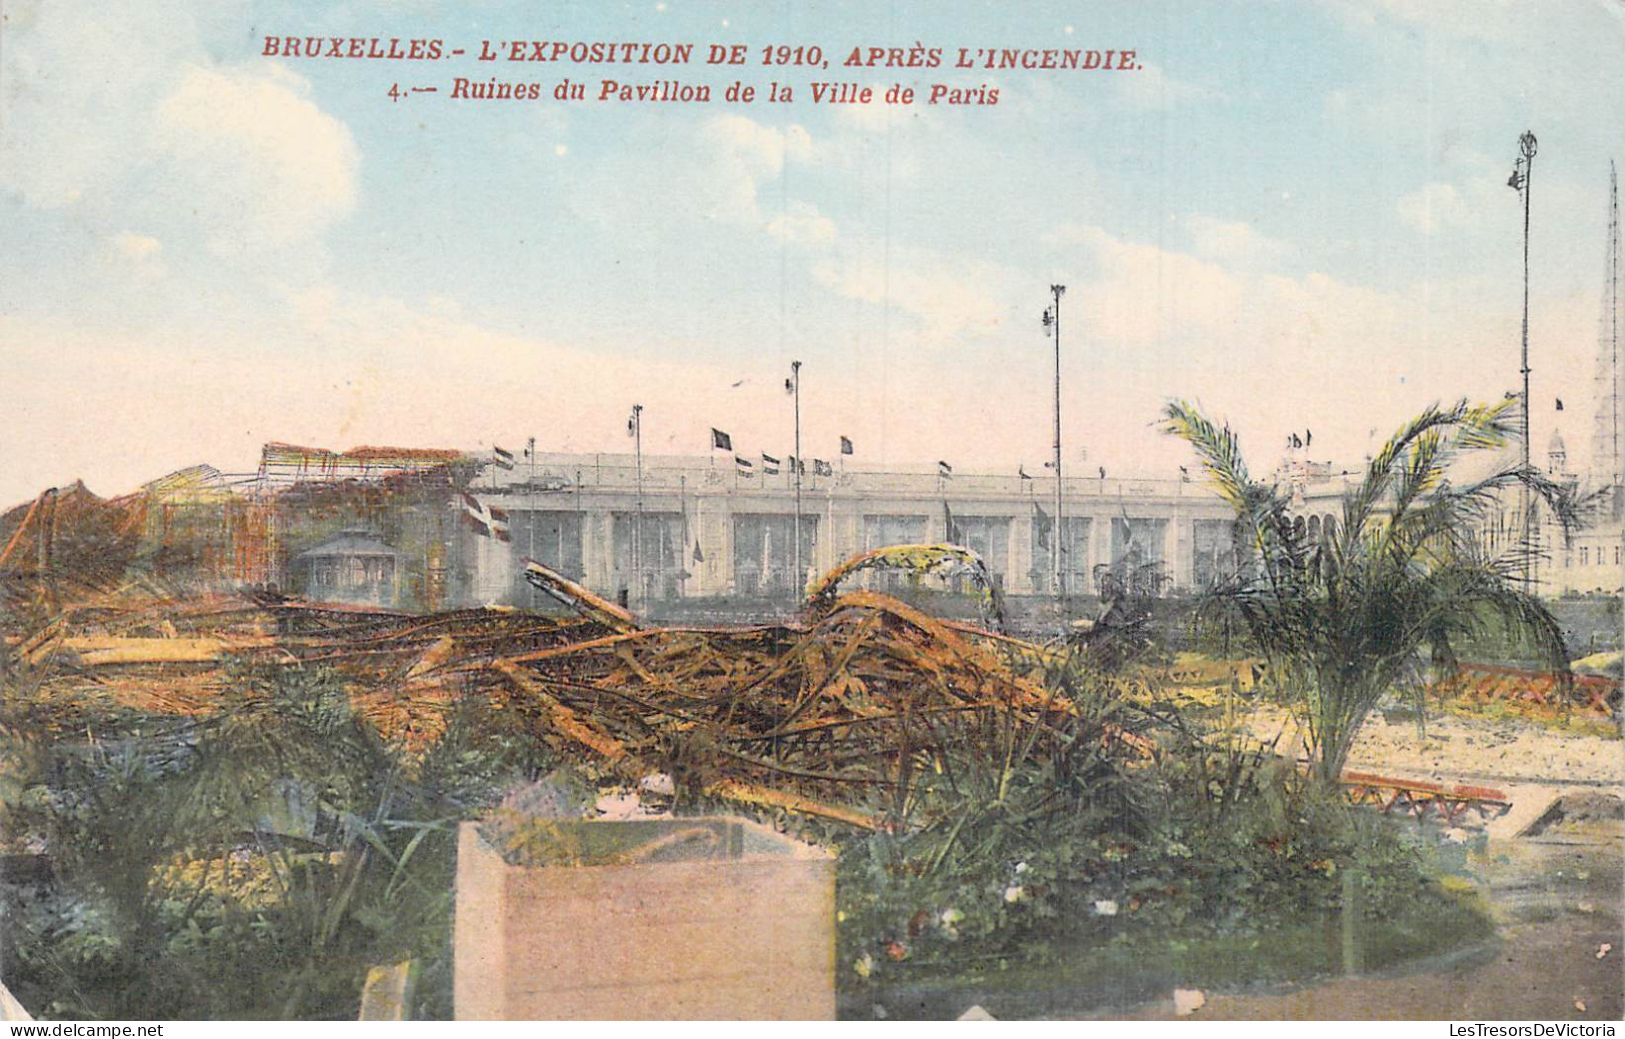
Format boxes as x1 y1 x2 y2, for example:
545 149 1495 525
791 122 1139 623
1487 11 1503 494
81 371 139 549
492 446 516 470
460 492 512 542
735 455 755 476
813 459 833 477
761 453 781 475
937 460 953 479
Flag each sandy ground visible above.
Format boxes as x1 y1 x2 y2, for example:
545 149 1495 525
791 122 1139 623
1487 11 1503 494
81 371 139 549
1243 703 1624 786
1113 707 1625 1021
863 709 1625 1021
1113 836 1624 1021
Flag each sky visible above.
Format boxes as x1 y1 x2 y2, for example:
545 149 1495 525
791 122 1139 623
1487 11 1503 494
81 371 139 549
2 0 1623 507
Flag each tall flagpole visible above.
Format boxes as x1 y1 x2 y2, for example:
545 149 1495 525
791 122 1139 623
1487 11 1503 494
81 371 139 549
526 436 536 608
630 404 644 604
1510 132 1537 593
788 360 803 595
1044 285 1067 614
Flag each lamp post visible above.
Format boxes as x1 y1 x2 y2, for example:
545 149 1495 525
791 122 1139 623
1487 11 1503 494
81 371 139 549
1043 285 1067 613
786 360 803 596
1509 131 1537 592
628 404 644 603
527 436 536 608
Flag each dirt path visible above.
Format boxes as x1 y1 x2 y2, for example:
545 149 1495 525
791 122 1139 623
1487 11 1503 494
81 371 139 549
1243 704 1623 786
1100 711 1625 1021
866 715 1625 1021
1107 836 1623 1020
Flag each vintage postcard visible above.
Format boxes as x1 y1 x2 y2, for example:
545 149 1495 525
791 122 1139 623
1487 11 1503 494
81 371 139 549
1 0 1622 1025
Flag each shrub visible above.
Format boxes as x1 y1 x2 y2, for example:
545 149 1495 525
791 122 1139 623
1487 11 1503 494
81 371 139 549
835 655 1467 992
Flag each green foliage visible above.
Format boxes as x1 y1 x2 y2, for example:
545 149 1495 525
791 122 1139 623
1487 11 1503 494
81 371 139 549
835 655 1143 980
833 653 1467 992
3 649 1490 1017
0 663 552 1020
1162 397 1575 784
1071 561 1175 672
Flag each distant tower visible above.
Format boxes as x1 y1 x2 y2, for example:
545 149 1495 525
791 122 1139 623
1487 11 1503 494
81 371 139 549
1547 428 1568 476
1589 162 1621 490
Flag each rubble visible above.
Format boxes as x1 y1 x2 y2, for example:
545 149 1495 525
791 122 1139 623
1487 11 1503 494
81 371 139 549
4 544 1140 834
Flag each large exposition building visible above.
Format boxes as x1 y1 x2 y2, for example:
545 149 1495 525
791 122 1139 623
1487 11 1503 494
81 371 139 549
150 441 1349 613
461 450 1262 607
129 437 1615 616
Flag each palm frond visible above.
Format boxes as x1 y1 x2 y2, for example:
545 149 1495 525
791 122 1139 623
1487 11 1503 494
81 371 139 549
1160 401 1252 511
1161 395 1574 783
1347 399 1475 534
1162 400 1299 594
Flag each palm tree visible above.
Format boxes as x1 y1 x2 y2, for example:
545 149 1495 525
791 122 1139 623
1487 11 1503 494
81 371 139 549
1162 398 1575 785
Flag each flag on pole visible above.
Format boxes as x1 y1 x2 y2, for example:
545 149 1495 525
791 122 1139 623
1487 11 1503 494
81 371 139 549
492 446 516 470
1556 398 1565 411
937 460 953 479
711 428 733 451
1019 465 1033 481
761 453 781 476
1033 501 1051 549
693 540 705 564
813 459 833 477
735 455 755 476
460 492 512 542
943 502 963 544
839 436 854 455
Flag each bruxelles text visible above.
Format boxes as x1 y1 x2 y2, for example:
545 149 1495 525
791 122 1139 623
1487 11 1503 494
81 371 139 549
262 35 1140 109
259 36 1140 73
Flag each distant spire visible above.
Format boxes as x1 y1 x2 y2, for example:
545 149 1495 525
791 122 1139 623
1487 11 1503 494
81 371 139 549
1589 161 1621 488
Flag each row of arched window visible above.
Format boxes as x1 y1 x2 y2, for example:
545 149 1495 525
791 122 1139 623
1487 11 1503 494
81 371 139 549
1289 513 1338 542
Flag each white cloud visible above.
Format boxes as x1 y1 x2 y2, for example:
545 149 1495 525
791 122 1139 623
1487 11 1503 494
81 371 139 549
4 243 1605 508
1052 223 1436 382
812 243 1011 341
1320 0 1537 42
0 290 743 503
1114 62 1223 109
1184 215 1292 265
0 3 354 266
0 3 199 208
697 115 812 222
766 202 837 245
1396 182 1471 235
675 114 840 249
110 233 162 261
1395 155 1544 240
103 232 167 279
153 65 359 251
